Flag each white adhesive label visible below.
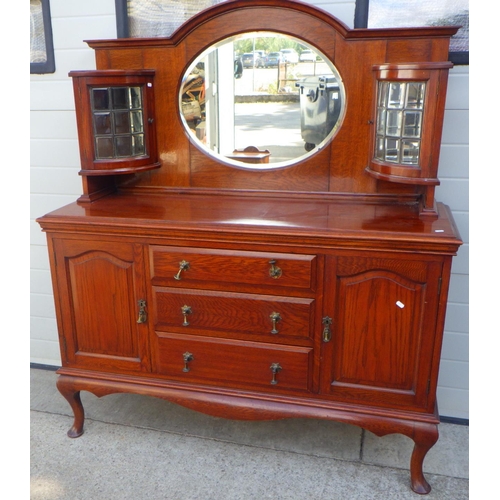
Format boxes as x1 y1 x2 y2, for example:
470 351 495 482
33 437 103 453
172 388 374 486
396 301 405 309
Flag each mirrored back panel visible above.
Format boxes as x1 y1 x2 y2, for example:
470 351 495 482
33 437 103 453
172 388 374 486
79 0 457 207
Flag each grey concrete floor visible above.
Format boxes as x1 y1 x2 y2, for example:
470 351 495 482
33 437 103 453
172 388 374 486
30 368 468 499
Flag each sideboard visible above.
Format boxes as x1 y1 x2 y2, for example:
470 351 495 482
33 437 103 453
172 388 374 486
37 1 462 494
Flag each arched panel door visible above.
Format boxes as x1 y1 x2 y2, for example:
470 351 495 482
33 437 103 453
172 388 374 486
321 254 444 412
52 239 151 373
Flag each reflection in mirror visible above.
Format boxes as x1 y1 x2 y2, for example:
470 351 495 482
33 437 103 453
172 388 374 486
180 32 345 168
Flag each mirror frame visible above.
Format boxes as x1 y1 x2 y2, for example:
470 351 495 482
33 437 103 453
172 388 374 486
178 31 346 169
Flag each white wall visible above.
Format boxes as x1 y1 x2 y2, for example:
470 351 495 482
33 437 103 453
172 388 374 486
434 63 469 420
31 0 117 366
30 0 469 419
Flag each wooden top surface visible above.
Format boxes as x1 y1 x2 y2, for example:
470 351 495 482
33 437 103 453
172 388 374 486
38 191 462 253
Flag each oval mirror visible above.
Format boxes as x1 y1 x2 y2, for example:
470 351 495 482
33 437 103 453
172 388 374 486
180 32 345 168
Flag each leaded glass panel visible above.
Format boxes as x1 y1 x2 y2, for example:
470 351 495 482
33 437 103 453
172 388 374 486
406 83 425 109
387 83 405 109
386 110 402 137
375 81 426 165
401 140 420 164
91 86 146 160
403 111 422 138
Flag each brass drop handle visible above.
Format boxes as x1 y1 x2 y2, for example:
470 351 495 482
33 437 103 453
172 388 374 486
270 312 282 334
268 259 282 279
322 316 333 342
270 363 282 385
174 260 190 280
183 352 194 372
181 305 192 326
137 299 147 323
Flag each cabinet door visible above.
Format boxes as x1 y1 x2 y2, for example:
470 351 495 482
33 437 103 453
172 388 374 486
320 254 444 411
52 238 151 373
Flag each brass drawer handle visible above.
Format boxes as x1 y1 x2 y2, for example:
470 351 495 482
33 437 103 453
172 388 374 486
174 260 190 280
268 259 282 279
270 363 282 385
270 312 281 334
322 316 333 342
181 305 192 326
183 352 194 372
137 299 147 323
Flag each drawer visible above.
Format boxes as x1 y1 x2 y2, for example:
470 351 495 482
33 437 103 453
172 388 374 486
153 287 314 342
150 246 316 291
155 332 312 393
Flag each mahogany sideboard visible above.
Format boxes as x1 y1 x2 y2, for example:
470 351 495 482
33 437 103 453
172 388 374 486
37 0 462 494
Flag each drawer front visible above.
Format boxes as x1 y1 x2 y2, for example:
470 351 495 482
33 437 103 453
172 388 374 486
150 246 316 291
155 332 312 393
153 288 314 342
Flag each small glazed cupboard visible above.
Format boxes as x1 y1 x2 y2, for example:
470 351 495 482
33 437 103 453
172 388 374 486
37 0 462 494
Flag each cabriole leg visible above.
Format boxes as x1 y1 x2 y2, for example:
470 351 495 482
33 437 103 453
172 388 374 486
56 376 85 438
409 423 439 494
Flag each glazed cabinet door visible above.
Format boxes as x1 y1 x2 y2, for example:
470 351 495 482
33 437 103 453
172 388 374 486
320 254 445 411
51 238 151 373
